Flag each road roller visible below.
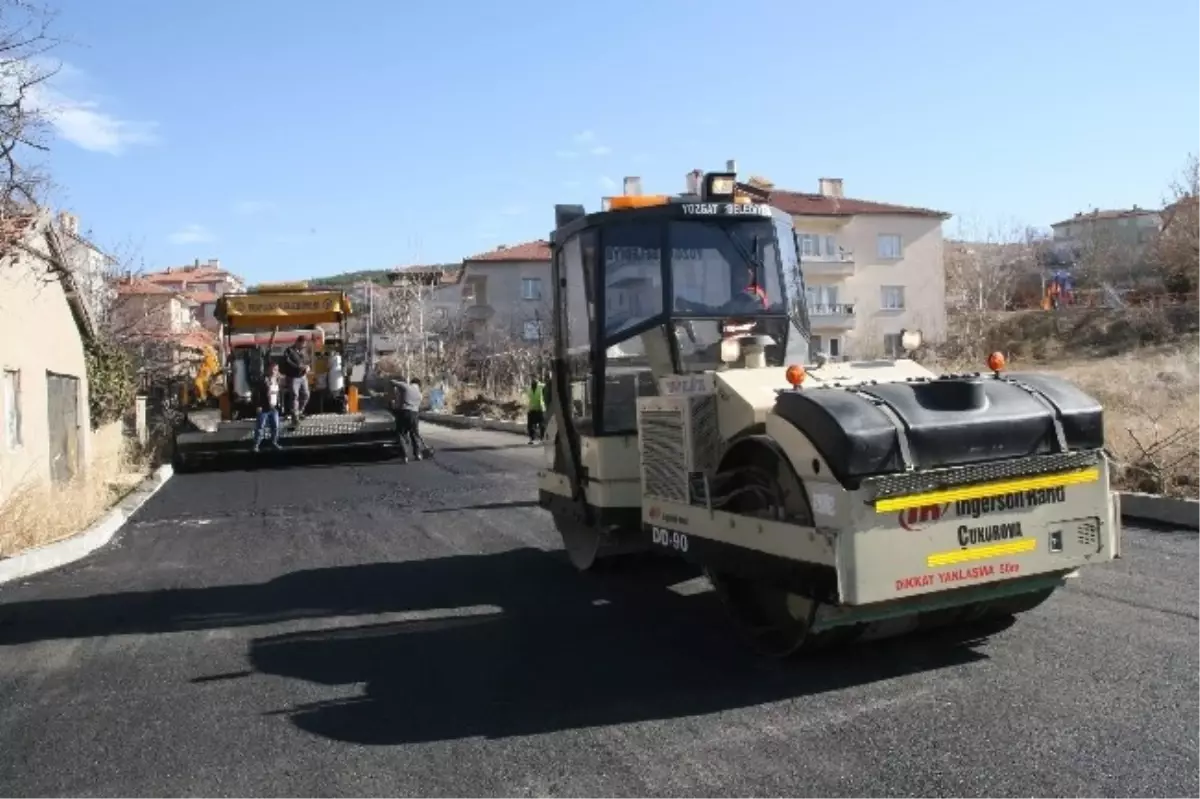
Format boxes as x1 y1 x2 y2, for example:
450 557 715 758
536 166 1122 657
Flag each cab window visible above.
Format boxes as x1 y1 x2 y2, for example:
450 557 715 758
601 221 663 341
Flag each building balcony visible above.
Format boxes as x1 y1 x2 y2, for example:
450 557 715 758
808 303 856 329
800 252 855 277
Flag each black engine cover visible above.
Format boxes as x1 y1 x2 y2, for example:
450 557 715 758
771 372 1104 486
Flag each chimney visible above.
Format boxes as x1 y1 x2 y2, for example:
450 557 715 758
685 169 703 195
57 211 79 235
818 178 844 198
623 176 642 196
726 159 737 172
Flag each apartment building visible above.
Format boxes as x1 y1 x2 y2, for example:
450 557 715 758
1047 206 1164 278
53 211 119 327
110 278 214 378
1051 207 1161 250
764 177 950 359
406 241 553 344
137 259 246 331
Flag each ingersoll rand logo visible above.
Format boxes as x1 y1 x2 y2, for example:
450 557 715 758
898 503 951 531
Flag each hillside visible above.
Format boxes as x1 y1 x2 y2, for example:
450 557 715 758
309 263 460 288
309 269 393 287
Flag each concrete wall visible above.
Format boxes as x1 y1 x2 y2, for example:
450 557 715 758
0 238 93 504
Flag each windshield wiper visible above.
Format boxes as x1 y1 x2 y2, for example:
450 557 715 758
701 221 765 278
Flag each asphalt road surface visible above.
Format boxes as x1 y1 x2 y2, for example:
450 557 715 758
0 423 1196 798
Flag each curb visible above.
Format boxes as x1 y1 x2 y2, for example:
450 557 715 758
419 412 525 436
1117 492 1199 530
0 464 175 587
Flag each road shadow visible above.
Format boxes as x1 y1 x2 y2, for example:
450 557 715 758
0 548 1002 745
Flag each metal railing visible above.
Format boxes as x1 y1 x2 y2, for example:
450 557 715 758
808 303 856 316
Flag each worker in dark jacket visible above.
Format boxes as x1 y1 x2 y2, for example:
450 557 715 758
252 361 284 452
280 336 311 426
391 376 430 462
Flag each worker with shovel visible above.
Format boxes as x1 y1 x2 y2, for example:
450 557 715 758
391 376 434 462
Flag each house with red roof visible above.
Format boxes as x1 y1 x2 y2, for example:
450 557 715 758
386 243 553 346
748 176 951 359
110 276 216 382
135 258 246 331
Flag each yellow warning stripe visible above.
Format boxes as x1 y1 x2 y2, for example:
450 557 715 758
927 537 1037 568
875 467 1100 514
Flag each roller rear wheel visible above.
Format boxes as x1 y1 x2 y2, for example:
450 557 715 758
553 510 643 571
549 433 646 572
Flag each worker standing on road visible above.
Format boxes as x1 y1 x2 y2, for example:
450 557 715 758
526 377 546 445
252 361 284 452
281 335 311 427
391 376 426 462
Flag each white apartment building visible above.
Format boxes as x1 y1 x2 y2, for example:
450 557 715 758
765 177 950 359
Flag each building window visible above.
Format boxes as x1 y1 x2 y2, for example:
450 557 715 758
798 234 842 260
883 333 903 357
880 285 905 310
877 234 903 260
3 369 20 449
521 277 542 301
523 320 543 341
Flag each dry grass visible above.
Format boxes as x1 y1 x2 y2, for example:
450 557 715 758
1041 344 1199 498
0 428 149 559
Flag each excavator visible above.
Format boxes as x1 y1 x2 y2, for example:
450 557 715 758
537 165 1122 657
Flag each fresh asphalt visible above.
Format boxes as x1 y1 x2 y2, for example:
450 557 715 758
0 423 1195 798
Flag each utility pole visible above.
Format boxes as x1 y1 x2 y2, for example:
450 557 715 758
366 280 375 378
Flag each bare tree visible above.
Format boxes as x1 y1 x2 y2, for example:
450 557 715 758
374 273 441 380
0 0 61 212
940 217 1046 360
945 216 1045 313
1150 153 1198 295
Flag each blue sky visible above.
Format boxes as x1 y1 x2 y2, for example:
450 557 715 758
36 0 1200 284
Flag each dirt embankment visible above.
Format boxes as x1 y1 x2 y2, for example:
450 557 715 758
979 305 1198 361
933 305 1199 499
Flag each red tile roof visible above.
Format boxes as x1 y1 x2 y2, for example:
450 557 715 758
144 265 231 282
765 189 950 219
464 239 552 263
178 330 216 350
187 291 220 304
116 278 176 296
0 213 38 252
